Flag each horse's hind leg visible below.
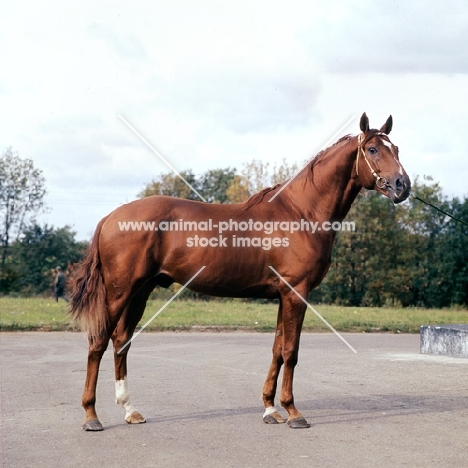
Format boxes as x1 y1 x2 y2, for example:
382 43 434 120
111 293 149 424
82 332 112 431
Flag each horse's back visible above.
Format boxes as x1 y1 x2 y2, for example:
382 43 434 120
96 196 288 296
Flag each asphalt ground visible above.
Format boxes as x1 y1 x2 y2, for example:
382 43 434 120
1 331 467 468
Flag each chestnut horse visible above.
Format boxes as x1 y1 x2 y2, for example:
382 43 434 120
71 113 410 431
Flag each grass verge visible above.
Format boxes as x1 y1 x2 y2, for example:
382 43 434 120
1 297 467 333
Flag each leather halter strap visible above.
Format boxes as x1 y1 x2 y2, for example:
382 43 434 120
356 133 389 189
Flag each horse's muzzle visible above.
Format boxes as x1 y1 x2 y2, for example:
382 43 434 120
390 175 411 204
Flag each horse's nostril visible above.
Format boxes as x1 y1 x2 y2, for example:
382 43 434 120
396 178 403 191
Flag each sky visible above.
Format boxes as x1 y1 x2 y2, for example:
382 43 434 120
1 0 467 240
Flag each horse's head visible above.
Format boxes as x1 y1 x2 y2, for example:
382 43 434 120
356 112 411 204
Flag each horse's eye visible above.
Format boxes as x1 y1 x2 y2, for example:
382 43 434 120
368 147 377 155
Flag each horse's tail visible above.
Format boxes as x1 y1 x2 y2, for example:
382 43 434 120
70 216 109 340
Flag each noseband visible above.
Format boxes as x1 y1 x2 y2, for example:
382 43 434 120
355 134 389 190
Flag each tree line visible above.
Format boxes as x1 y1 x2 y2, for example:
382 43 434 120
0 149 87 294
1 148 467 307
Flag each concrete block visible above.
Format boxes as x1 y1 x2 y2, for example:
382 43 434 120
420 324 468 358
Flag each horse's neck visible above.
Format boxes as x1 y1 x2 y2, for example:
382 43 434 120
286 138 362 222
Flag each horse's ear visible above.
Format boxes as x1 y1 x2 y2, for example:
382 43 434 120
380 115 393 134
360 112 369 133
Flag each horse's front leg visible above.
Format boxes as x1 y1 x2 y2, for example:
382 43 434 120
278 288 310 428
262 300 286 424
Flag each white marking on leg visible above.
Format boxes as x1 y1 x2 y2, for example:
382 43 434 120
263 406 279 418
115 378 138 419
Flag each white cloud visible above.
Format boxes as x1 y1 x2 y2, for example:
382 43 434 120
306 0 468 73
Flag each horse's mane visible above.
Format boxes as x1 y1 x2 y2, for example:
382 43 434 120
244 184 281 208
242 130 383 208
310 134 353 166
309 129 382 167
243 134 355 208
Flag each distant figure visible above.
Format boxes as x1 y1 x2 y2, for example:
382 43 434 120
54 266 69 302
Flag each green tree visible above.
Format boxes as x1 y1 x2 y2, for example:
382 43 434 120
13 224 88 294
408 188 468 307
139 160 301 205
0 148 46 289
315 191 404 307
313 176 468 308
138 170 200 200
226 175 250 203
443 196 468 305
198 168 236 203
224 159 299 203
139 168 237 204
399 177 452 307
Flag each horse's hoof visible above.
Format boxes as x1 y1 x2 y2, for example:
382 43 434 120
287 416 310 429
125 411 146 424
82 419 103 431
263 412 286 424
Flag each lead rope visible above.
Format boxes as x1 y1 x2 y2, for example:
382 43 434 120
357 136 467 225
413 194 468 226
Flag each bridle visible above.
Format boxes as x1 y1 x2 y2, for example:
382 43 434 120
356 133 389 190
